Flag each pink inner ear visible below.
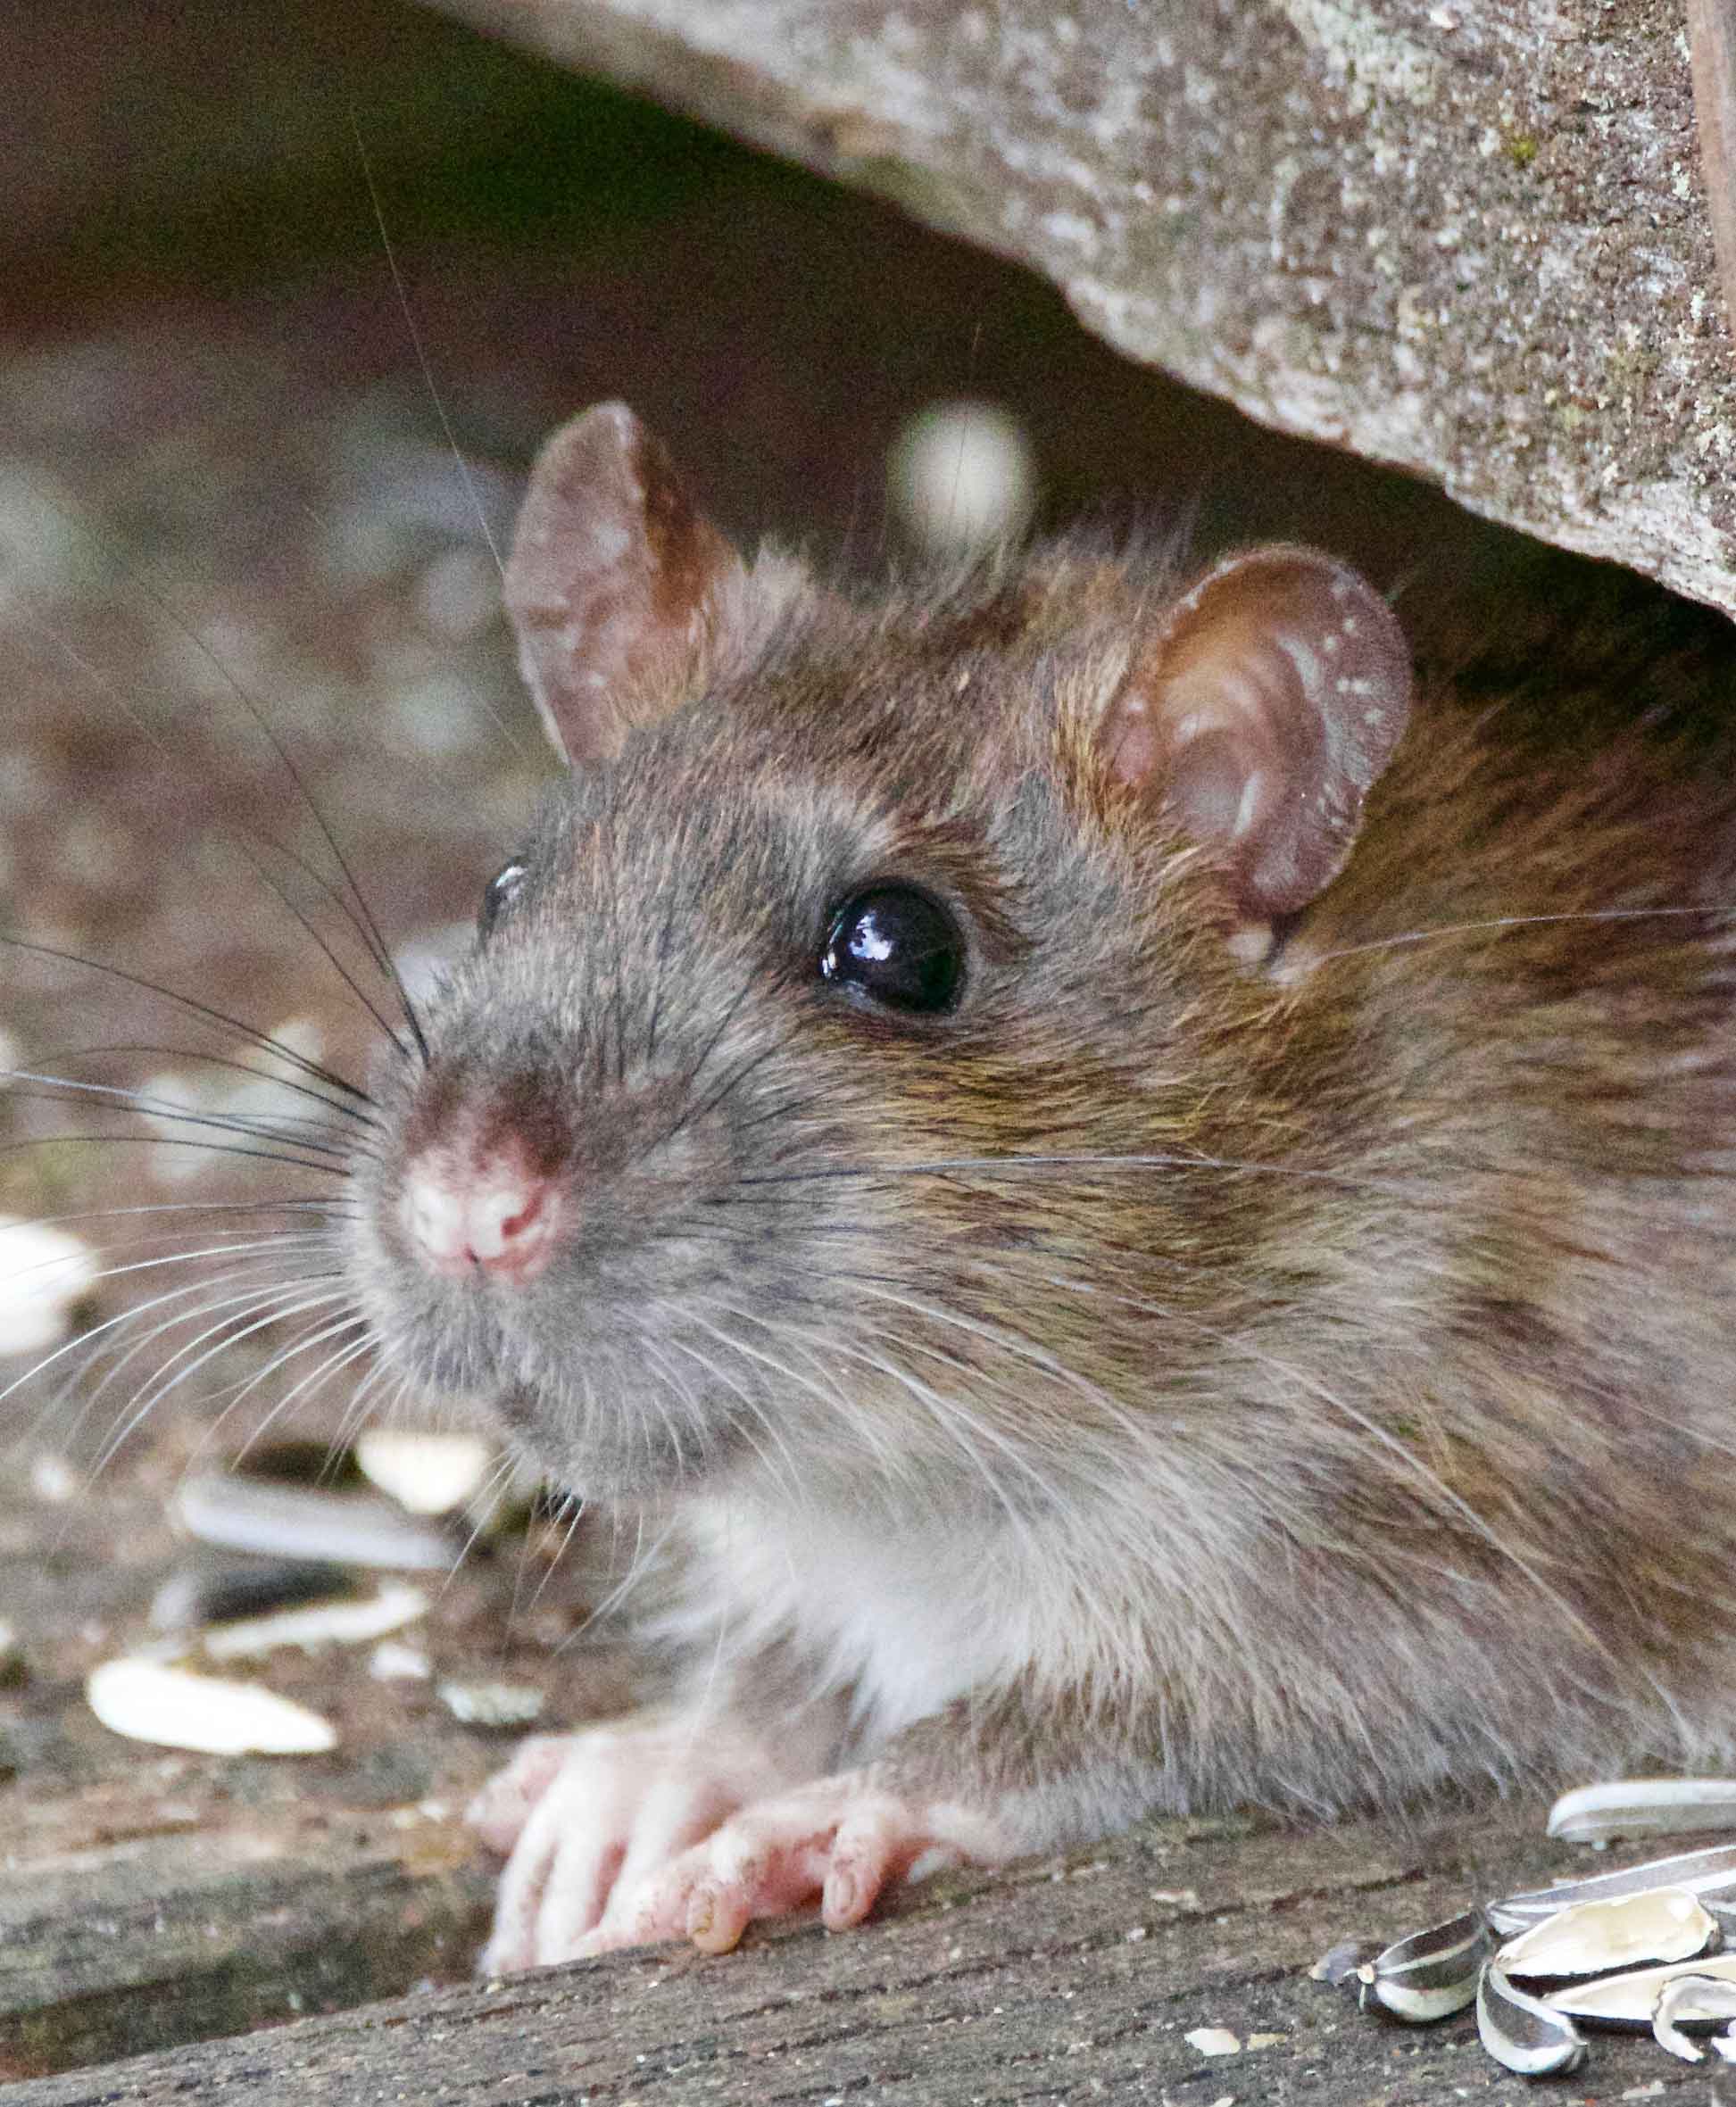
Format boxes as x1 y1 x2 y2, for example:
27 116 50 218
504 402 743 766
1166 726 1268 842
1102 547 1412 918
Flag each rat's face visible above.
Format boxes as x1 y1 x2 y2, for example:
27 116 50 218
351 405 1412 1508
353 678 1196 1500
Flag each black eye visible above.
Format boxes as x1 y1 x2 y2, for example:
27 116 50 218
819 884 964 1015
479 859 527 937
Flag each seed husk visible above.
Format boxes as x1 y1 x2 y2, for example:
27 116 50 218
148 1559 355 1635
86 1656 336 1755
1475 1960 1587 2077
1496 1887 1717 1978
354 1430 495 1516
437 1678 545 1729
202 1580 428 1661
1547 1778 1736 1845
1311 1937 1383 1986
1489 1840 1736 1935
1356 1905 1491 2021
1650 1973 1736 2062
1544 1949 1736 2027
176 1473 455 1571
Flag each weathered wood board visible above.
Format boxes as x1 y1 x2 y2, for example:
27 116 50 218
10 1793 1736 2103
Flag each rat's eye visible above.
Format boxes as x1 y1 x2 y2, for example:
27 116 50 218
479 859 528 938
819 884 964 1015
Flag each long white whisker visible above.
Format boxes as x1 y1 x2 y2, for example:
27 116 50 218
91 1285 357 1474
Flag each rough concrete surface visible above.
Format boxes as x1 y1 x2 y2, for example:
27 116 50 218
428 0 1736 620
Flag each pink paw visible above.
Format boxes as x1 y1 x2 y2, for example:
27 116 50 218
572 1774 997 1958
469 1723 1004 1970
469 1714 799 1972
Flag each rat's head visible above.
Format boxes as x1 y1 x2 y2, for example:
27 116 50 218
354 404 1412 1508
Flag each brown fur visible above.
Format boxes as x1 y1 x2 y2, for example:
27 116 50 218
361 408 1736 1879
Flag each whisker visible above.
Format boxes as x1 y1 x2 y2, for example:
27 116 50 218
2 1257 321 1422
25 1271 330 1465
206 1321 376 1450
346 112 511 609
10 512 428 1058
1319 905 1731 965
6 1072 355 1157
26 1042 379 1130
91 1286 357 1476
0 934 371 1104
0 1131 349 1177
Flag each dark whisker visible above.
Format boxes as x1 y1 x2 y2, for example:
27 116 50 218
0 1132 348 1177
6 1074 355 1157
675 976 760 1099
671 1041 787 1141
11 505 429 1058
28 1043 378 1129
0 934 371 1103
14 601 416 1055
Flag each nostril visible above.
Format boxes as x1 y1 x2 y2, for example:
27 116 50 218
401 1153 563 1282
469 1179 548 1263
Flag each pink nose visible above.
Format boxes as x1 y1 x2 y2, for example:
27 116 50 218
400 1154 561 1283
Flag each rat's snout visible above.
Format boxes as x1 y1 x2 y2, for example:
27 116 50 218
400 1142 564 1285
393 1057 577 1288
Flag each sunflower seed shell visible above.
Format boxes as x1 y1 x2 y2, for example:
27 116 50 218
1545 1949 1736 2027
86 1657 337 1756
1650 1973 1736 2062
1357 1906 1491 2022
1489 1841 1736 1935
201 1580 428 1661
148 1560 355 1635
1547 1778 1736 1845
1475 1961 1588 2077
354 1430 495 1517
176 1474 455 1571
1496 1887 1716 1978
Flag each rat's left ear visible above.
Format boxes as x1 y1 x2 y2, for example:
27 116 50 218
1098 547 1412 918
504 402 756 766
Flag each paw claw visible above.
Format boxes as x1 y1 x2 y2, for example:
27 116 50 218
470 1727 1001 1972
687 1879 750 1954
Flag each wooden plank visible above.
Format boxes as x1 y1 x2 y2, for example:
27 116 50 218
0 1823 492 2080
4 1802 1732 2103
0 1470 633 2080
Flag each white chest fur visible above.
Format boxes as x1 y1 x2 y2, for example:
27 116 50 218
679 1492 1049 1743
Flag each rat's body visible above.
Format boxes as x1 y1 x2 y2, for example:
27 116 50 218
350 404 1736 1967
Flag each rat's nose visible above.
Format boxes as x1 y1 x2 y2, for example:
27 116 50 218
400 1149 563 1284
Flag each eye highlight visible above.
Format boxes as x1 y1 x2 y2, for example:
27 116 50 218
479 859 528 938
818 884 964 1015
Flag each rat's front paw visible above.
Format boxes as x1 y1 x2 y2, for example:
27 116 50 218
469 1715 793 1973
572 1771 1007 1958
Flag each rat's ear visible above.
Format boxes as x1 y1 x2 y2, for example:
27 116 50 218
504 402 749 765
1099 548 1412 917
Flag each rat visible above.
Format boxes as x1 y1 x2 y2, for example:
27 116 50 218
345 399 1736 1972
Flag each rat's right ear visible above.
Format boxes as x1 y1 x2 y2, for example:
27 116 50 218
1098 547 1412 919
504 403 752 765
